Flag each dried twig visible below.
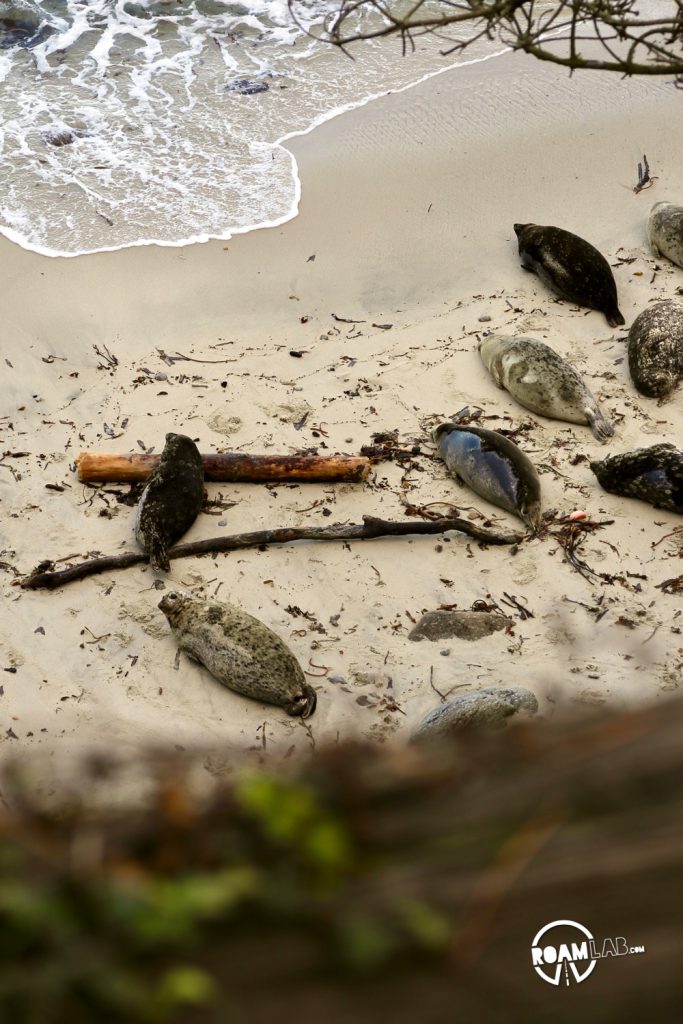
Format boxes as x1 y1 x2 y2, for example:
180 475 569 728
18 515 523 591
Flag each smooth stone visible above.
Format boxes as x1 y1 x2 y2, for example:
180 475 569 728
408 610 511 642
411 687 538 744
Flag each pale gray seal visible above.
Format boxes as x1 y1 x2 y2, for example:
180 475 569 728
479 334 614 442
135 433 204 571
514 223 625 327
648 201 683 269
627 300 683 400
590 444 682 514
159 591 317 717
434 422 542 531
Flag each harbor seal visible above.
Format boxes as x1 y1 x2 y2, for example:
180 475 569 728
479 334 614 442
135 433 204 571
434 422 542 531
514 223 625 327
627 300 683 400
648 201 683 269
590 444 682 514
159 591 317 717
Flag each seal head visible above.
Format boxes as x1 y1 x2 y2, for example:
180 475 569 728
479 334 614 442
434 422 542 531
135 433 204 571
590 444 683 514
159 591 317 717
627 300 683 400
513 222 625 328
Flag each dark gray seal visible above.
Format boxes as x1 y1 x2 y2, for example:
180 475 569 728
591 444 682 514
514 223 625 327
135 433 204 571
479 334 614 441
627 300 683 400
159 591 317 717
648 201 683 269
434 422 542 531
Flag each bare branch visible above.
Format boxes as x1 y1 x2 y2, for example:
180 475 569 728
289 1 683 77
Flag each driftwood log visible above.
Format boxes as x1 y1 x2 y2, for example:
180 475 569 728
76 451 371 484
18 515 523 590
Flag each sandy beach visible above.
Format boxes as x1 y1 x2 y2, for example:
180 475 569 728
2 47 682 787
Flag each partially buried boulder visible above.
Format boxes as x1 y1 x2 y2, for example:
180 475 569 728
411 687 538 745
409 609 510 642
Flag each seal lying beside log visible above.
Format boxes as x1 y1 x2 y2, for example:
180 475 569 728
513 222 625 327
479 334 614 441
135 433 205 572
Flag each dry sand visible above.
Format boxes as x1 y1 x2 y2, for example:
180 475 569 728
2 49 682 787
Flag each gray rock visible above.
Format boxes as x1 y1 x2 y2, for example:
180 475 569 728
409 610 510 642
411 687 538 744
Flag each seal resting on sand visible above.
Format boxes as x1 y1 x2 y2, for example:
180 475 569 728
648 201 683 269
434 422 542 531
159 591 317 717
627 300 683 400
590 444 683 514
135 433 204 571
479 334 614 442
514 222 625 327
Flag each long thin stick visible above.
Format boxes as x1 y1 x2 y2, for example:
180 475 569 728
18 515 523 591
75 452 371 483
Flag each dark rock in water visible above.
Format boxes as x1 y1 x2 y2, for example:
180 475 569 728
591 444 683 515
225 78 270 96
135 433 205 572
0 17 54 49
42 127 80 148
411 687 538 744
627 300 683 400
409 610 510 642
434 421 542 531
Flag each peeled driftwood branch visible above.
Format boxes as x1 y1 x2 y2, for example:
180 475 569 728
18 515 523 591
75 451 371 484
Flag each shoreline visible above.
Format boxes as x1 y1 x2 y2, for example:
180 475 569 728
0 37 510 260
2 48 682 780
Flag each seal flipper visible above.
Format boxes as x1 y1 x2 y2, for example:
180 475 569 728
607 307 625 329
585 408 615 443
148 533 171 573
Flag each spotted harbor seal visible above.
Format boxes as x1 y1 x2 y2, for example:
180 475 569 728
648 201 683 269
627 300 683 400
591 444 682 514
135 433 204 571
479 334 614 442
514 223 625 327
159 591 317 717
434 422 542 531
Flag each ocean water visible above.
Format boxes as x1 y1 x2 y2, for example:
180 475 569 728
0 0 501 256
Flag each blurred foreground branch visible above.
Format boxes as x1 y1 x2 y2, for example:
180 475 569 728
1 697 682 1020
